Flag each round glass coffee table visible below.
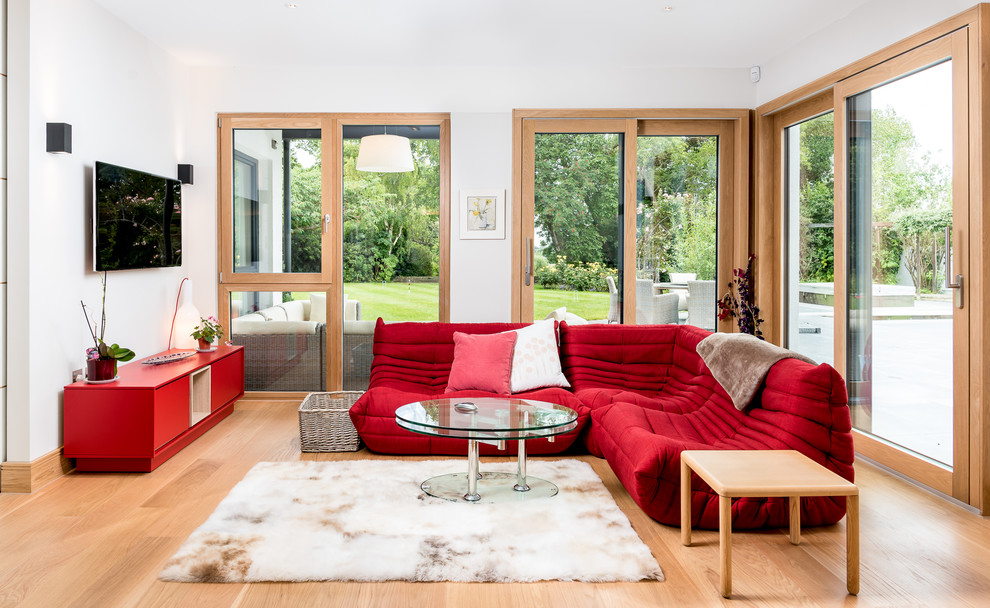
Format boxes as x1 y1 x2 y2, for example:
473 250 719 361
395 397 578 503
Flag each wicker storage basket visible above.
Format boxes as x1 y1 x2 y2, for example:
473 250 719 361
298 391 364 452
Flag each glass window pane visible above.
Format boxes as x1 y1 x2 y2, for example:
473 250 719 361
532 133 623 323
232 129 322 273
846 61 954 465
785 113 835 364
636 135 718 329
341 126 441 389
229 291 326 392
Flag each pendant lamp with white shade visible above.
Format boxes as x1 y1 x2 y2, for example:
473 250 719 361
356 126 414 173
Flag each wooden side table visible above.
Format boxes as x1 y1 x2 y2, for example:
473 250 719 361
680 450 859 598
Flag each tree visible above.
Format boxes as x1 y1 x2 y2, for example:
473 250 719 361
283 135 441 283
893 206 952 295
533 133 621 266
795 113 835 283
289 138 323 273
868 107 951 285
341 138 441 283
794 106 951 288
636 136 718 280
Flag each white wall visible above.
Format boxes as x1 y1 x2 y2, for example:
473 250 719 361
756 0 977 105
1 0 8 466
449 112 512 322
6 0 190 462
179 64 758 327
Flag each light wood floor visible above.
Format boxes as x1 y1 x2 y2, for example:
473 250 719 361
2 399 990 608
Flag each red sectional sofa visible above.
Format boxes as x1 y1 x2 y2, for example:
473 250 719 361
348 320 589 455
348 319 855 530
559 322 855 529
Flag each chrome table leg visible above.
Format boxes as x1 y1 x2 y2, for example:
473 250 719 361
465 439 481 501
514 436 530 492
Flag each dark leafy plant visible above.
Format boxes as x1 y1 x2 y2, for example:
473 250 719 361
716 254 764 339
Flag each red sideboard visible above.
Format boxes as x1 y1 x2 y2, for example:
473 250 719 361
64 345 245 472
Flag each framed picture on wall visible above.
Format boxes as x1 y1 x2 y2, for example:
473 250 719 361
459 189 506 240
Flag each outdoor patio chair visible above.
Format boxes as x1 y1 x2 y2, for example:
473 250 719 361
636 279 679 324
687 280 717 331
606 276 620 323
667 272 696 311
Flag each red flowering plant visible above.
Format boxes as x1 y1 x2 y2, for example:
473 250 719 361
716 254 764 339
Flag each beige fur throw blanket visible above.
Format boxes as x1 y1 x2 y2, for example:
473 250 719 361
696 333 816 410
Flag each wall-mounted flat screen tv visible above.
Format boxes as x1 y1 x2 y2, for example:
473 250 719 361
94 161 181 271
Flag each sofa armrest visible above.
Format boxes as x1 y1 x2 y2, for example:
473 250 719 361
752 358 855 479
758 359 850 430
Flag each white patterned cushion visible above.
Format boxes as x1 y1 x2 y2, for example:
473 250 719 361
507 319 570 393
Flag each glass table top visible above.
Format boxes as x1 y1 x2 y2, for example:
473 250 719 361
395 397 578 440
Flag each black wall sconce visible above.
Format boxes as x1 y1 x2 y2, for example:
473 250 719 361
46 123 72 154
177 164 194 185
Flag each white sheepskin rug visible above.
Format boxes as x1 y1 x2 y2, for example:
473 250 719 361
159 459 663 583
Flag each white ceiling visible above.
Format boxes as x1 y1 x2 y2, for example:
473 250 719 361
91 0 873 69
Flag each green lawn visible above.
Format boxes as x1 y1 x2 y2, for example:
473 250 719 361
292 283 441 322
534 287 610 321
345 282 441 322
291 284 609 322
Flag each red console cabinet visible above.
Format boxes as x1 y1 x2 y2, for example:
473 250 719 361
64 345 245 472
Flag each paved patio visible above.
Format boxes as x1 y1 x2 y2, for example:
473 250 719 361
792 297 953 466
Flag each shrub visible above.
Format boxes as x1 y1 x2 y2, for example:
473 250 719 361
534 257 617 292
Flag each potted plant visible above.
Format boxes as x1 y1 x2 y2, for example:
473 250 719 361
716 254 765 339
81 272 135 382
191 316 224 351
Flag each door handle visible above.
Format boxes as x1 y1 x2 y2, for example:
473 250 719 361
524 237 533 286
945 226 963 309
324 213 331 234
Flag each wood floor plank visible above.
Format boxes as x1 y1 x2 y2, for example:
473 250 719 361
3 398 990 607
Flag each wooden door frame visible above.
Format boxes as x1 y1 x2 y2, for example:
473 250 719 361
217 112 451 395
517 118 633 323
754 10 984 507
511 109 750 327
833 31 970 501
218 115 330 285
755 90 834 347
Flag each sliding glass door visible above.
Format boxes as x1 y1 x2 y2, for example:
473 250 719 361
515 113 744 329
783 110 835 365
834 32 969 498
637 121 730 329
221 118 330 393
339 123 444 390
520 120 631 324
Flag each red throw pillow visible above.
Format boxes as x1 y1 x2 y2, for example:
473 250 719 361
445 331 518 395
